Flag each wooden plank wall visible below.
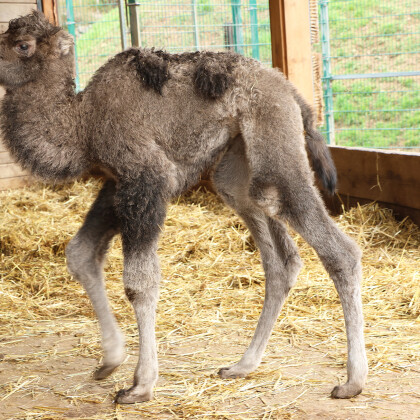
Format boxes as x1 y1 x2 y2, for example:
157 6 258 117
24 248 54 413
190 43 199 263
322 147 420 225
0 0 38 190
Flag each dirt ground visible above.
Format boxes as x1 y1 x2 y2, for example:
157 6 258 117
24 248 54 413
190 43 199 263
1 323 419 419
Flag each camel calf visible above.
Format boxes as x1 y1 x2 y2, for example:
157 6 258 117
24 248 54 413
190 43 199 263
0 12 367 403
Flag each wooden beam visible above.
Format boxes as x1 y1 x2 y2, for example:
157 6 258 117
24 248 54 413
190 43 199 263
269 0 315 106
0 176 31 191
322 147 420 225
283 0 314 106
41 0 58 24
0 151 16 165
269 0 288 75
2 0 36 3
0 163 27 178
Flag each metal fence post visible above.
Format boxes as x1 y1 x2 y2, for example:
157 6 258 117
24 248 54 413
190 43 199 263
117 0 128 50
191 0 200 50
319 0 335 145
249 0 259 59
128 0 142 47
231 0 244 54
65 0 79 91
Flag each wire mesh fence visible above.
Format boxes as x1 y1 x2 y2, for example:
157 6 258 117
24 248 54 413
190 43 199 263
127 0 271 61
58 0 271 90
58 0 125 89
319 0 420 150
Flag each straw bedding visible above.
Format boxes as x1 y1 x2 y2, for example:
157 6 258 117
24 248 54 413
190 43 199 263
0 179 419 419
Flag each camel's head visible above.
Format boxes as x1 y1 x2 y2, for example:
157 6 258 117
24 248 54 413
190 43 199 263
0 11 74 88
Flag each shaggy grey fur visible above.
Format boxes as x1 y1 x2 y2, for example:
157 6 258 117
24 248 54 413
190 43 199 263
0 12 367 404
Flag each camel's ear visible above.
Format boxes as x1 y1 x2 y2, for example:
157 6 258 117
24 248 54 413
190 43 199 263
53 31 74 56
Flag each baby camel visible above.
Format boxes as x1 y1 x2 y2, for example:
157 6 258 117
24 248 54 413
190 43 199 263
0 12 367 404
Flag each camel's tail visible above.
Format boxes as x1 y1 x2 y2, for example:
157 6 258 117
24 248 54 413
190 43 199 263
292 89 337 195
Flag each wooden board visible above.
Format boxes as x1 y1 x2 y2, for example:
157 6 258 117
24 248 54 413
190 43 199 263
42 0 58 24
0 163 27 178
321 147 420 225
0 3 37 23
1 0 35 3
0 4 35 190
269 0 314 106
0 176 30 190
331 147 420 210
0 151 16 164
269 0 287 74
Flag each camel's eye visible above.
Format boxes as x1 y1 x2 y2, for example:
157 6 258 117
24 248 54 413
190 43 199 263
14 40 35 57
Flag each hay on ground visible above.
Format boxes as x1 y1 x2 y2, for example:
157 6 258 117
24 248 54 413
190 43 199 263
0 179 419 419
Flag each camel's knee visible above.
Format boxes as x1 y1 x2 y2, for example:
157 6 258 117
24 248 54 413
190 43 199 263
285 252 303 289
321 232 362 282
264 250 302 301
65 235 96 281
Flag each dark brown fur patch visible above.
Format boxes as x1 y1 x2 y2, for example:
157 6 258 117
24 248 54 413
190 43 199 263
122 49 239 98
128 49 170 95
124 287 137 302
115 172 167 254
193 53 238 99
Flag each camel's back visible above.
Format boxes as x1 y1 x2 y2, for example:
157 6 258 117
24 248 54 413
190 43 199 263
79 48 297 175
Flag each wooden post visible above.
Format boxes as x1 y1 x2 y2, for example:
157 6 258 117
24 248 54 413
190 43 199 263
41 0 58 24
269 0 314 106
269 0 288 74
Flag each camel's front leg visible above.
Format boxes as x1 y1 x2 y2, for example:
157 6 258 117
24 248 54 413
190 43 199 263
115 246 161 404
66 180 126 380
113 174 167 404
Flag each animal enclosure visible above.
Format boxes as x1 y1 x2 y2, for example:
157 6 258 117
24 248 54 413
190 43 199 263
0 3 419 418
58 0 273 90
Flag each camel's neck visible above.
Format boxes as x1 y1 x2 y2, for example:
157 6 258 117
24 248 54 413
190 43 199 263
1 73 90 181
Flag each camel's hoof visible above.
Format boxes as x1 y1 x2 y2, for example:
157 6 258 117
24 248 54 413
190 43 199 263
114 387 153 404
93 364 119 380
218 367 247 379
331 383 363 399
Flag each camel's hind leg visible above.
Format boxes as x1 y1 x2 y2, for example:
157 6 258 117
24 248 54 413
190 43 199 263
279 181 368 398
66 180 126 380
213 138 302 378
240 113 368 398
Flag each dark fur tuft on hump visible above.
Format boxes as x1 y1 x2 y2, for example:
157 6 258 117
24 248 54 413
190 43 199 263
193 52 238 99
119 49 239 98
128 49 171 95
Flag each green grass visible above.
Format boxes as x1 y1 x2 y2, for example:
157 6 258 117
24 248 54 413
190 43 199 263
322 0 420 149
